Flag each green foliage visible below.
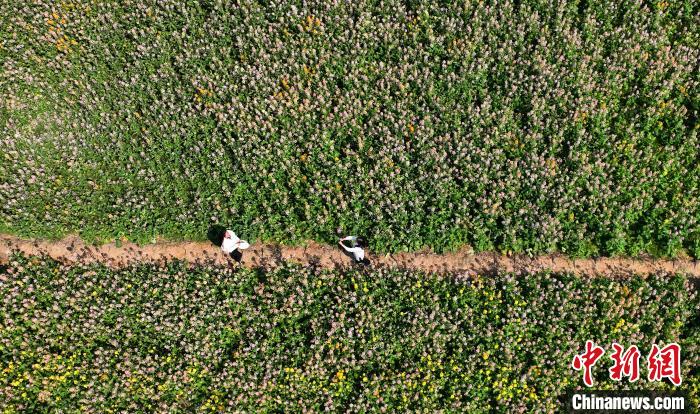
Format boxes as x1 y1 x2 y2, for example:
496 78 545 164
0 255 698 412
1 0 698 256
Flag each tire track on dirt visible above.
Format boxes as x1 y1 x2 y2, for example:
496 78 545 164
1 234 698 277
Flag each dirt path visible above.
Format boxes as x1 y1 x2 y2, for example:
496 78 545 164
1 234 699 278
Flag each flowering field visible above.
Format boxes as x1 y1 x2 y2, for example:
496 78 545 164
0 255 698 412
1 0 699 257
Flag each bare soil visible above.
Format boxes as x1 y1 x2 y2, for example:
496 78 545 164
1 234 698 278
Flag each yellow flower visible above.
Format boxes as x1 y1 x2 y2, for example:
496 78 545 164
482 351 490 360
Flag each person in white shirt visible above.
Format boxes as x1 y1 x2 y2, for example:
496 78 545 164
221 230 250 263
338 235 370 266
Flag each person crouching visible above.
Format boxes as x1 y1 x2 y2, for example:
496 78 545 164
339 235 371 266
221 230 250 263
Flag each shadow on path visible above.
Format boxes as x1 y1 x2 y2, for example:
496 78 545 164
207 225 226 247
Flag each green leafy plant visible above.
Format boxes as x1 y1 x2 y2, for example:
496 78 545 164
0 254 698 412
1 0 698 257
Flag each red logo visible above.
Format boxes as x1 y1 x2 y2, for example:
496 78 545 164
647 343 682 386
609 343 641 382
573 342 682 386
572 340 605 387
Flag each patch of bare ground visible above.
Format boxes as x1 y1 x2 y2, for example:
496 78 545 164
1 234 698 278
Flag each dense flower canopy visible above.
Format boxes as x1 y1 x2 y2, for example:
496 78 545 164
1 0 698 256
1 255 698 412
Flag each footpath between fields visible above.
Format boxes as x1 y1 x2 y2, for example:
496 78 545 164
1 234 698 278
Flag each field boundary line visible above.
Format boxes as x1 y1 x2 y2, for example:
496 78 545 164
1 234 698 278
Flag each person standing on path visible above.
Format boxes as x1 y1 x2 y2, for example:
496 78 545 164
339 235 371 266
221 230 250 263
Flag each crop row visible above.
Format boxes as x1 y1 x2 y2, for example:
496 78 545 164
1 0 698 256
1 254 698 412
